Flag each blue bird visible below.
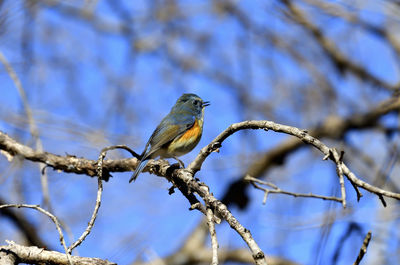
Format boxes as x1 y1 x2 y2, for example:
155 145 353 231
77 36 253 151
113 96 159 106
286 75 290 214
129 93 209 182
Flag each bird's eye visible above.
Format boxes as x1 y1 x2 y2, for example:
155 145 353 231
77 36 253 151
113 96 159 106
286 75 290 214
193 99 200 106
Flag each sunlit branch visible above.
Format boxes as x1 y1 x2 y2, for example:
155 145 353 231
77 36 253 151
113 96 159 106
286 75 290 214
206 208 219 265
0 241 115 265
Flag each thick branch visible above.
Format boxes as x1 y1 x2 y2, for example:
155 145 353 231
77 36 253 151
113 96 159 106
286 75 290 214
0 130 141 179
0 242 116 265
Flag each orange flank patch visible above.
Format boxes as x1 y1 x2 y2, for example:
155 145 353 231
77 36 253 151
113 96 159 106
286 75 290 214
179 119 201 142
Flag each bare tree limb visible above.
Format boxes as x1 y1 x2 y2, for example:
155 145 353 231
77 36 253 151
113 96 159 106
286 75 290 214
2 114 400 204
222 95 400 209
1 117 399 264
190 119 400 207
0 241 116 265
249 96 400 179
156 163 267 264
171 169 267 265
245 175 343 204
206 208 219 265
0 130 140 179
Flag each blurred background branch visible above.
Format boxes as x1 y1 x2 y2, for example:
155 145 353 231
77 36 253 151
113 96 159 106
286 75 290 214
0 0 399 264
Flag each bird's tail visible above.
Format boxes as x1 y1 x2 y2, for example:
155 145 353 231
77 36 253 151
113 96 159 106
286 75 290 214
129 159 148 183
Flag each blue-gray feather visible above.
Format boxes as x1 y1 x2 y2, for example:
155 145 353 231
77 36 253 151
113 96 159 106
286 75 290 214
129 93 208 182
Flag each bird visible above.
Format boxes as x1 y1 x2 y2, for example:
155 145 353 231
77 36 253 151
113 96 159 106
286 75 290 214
129 93 210 182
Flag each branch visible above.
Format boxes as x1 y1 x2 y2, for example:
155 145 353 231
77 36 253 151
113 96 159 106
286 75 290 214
353 231 372 265
0 241 116 265
245 175 343 204
336 155 347 208
2 114 400 204
170 169 267 265
206 208 219 265
250 96 400 178
68 145 138 252
190 119 400 207
147 160 266 264
1 118 398 264
67 149 105 253
222 95 400 208
0 130 142 180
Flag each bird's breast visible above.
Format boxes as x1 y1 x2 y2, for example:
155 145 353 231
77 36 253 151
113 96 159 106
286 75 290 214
167 119 203 156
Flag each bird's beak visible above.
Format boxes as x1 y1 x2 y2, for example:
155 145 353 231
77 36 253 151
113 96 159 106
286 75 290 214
202 101 210 107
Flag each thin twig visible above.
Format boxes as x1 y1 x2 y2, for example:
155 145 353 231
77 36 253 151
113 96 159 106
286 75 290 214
67 149 105 253
353 231 372 265
0 204 73 265
206 208 219 265
245 175 343 204
67 145 138 252
100 144 141 159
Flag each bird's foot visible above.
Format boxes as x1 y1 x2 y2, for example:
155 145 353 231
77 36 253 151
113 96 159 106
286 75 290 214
173 157 185 168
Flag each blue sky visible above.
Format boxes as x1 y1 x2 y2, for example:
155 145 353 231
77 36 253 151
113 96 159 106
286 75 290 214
0 1 399 265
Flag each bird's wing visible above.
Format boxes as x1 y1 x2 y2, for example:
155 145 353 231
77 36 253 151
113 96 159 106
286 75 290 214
142 113 195 159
